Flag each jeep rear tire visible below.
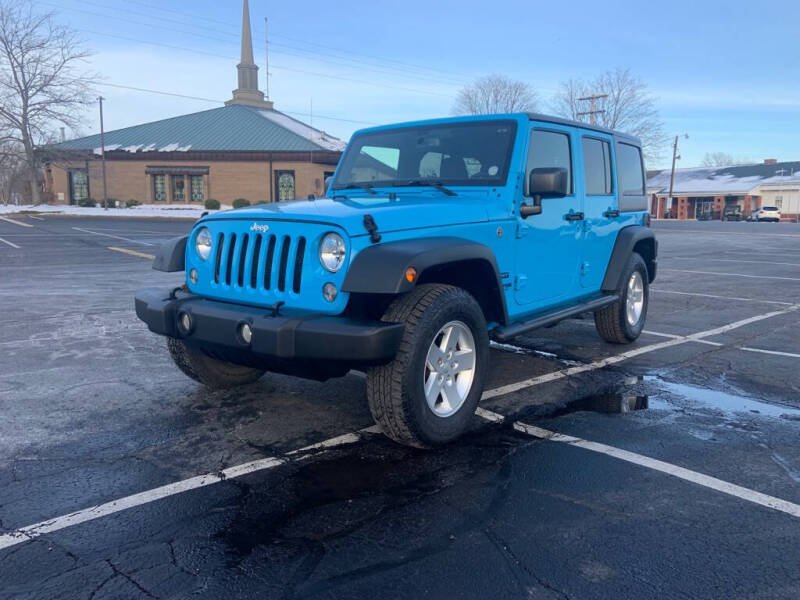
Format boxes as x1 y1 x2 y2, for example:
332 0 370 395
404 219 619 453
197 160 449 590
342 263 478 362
166 338 266 389
366 284 489 448
594 252 649 344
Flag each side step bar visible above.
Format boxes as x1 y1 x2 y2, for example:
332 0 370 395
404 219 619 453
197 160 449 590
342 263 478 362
491 294 619 342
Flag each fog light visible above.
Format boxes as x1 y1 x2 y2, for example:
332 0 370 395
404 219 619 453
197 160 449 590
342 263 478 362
239 322 253 344
189 268 198 284
323 282 338 302
177 311 193 335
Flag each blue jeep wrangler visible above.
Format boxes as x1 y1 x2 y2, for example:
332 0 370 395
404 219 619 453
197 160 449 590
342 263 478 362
135 113 657 448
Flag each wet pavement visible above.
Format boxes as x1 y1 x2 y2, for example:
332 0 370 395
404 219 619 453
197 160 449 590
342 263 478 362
1 215 799 599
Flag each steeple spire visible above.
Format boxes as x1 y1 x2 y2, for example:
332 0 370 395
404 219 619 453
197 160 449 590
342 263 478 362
226 0 273 109
240 0 254 64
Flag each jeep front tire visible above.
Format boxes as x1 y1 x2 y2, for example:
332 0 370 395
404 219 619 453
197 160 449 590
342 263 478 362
166 338 266 389
594 252 649 344
366 284 489 448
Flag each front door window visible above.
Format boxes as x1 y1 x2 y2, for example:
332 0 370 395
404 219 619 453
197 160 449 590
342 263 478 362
69 170 89 205
171 175 186 202
153 175 167 202
275 171 295 202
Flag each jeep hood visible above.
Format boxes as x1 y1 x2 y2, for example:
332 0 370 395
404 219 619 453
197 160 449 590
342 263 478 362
204 193 491 236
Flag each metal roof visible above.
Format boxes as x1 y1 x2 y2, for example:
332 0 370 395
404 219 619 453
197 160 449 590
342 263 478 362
647 161 800 196
56 105 345 154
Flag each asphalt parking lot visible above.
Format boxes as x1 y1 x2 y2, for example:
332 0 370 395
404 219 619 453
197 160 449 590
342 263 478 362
1 214 799 599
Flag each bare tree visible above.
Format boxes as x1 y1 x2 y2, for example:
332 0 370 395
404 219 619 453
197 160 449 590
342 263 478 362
0 140 24 205
552 69 666 162
0 0 95 204
701 152 752 167
453 74 538 115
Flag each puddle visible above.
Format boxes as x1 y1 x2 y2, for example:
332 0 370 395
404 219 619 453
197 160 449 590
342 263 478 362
552 392 650 417
645 378 800 421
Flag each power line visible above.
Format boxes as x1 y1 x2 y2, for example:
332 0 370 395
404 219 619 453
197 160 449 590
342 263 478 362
50 0 470 87
95 82 378 126
76 29 457 99
121 0 239 29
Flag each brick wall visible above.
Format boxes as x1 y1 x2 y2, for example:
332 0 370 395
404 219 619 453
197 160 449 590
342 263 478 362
46 157 338 205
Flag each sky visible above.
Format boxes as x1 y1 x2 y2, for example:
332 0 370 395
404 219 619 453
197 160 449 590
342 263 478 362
40 0 800 169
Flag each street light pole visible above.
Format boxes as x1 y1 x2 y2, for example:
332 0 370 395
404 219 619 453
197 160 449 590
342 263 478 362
98 96 109 210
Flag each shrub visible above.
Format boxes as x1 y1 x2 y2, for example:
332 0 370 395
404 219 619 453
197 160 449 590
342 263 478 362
232 198 251 209
126 199 141 208
204 198 220 210
78 197 96 207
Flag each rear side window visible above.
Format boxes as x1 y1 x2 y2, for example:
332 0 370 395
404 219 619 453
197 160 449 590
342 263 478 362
526 130 573 195
617 143 645 196
582 137 612 195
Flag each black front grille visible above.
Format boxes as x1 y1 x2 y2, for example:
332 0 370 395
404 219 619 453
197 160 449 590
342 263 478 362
213 232 306 293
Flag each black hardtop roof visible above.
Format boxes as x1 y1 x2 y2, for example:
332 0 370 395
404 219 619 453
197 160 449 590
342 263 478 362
526 112 641 145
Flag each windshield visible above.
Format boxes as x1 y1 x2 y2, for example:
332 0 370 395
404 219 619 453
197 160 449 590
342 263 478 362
333 120 517 190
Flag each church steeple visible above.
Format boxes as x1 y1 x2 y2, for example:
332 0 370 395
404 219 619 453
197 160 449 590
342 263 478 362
226 0 273 109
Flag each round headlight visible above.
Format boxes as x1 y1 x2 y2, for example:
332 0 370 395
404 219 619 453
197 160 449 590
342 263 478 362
195 227 212 260
319 232 346 272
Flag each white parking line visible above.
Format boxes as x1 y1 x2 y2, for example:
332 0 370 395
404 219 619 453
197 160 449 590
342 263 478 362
72 227 155 246
0 215 34 228
107 246 156 260
644 330 722 346
27 215 45 221
738 347 800 359
668 257 800 268
481 304 799 400
661 269 800 282
0 426 375 551
474 408 800 518
511 422 800 519
2 306 797 552
0 236 20 249
657 229 800 239
651 289 793 306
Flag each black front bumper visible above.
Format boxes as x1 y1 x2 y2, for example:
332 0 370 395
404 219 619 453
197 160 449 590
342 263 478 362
134 288 404 366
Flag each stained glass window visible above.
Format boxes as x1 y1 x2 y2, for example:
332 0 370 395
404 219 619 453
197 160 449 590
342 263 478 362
190 175 203 202
153 174 167 202
171 175 186 202
275 171 295 202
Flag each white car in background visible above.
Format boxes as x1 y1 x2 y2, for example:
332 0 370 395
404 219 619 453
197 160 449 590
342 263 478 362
753 206 781 222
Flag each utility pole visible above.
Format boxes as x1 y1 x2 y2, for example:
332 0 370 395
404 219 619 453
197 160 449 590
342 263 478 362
667 133 689 217
98 96 108 210
577 94 608 125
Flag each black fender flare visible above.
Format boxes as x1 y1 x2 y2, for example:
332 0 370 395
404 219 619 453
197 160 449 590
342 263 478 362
601 226 658 291
153 236 188 272
342 237 509 323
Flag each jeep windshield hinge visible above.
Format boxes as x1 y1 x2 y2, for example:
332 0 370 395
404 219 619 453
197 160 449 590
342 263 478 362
363 214 382 243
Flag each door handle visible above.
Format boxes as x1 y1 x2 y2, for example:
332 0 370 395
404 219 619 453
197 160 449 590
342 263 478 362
564 212 584 222
603 209 620 218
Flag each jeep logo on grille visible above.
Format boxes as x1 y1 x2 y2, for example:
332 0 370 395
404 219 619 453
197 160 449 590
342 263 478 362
250 223 270 233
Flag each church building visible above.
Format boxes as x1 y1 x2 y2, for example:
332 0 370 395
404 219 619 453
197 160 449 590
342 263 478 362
44 0 344 206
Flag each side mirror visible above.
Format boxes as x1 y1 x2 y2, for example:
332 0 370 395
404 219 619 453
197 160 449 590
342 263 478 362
521 167 569 218
529 167 568 198
324 176 333 190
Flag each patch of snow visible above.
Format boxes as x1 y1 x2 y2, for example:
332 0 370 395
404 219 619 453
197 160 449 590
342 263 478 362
141 143 156 152
93 144 121 156
119 144 143 153
0 203 233 219
647 166 800 195
258 110 346 151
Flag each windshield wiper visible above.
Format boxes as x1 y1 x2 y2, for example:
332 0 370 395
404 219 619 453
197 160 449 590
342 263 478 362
394 180 457 197
332 183 378 196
